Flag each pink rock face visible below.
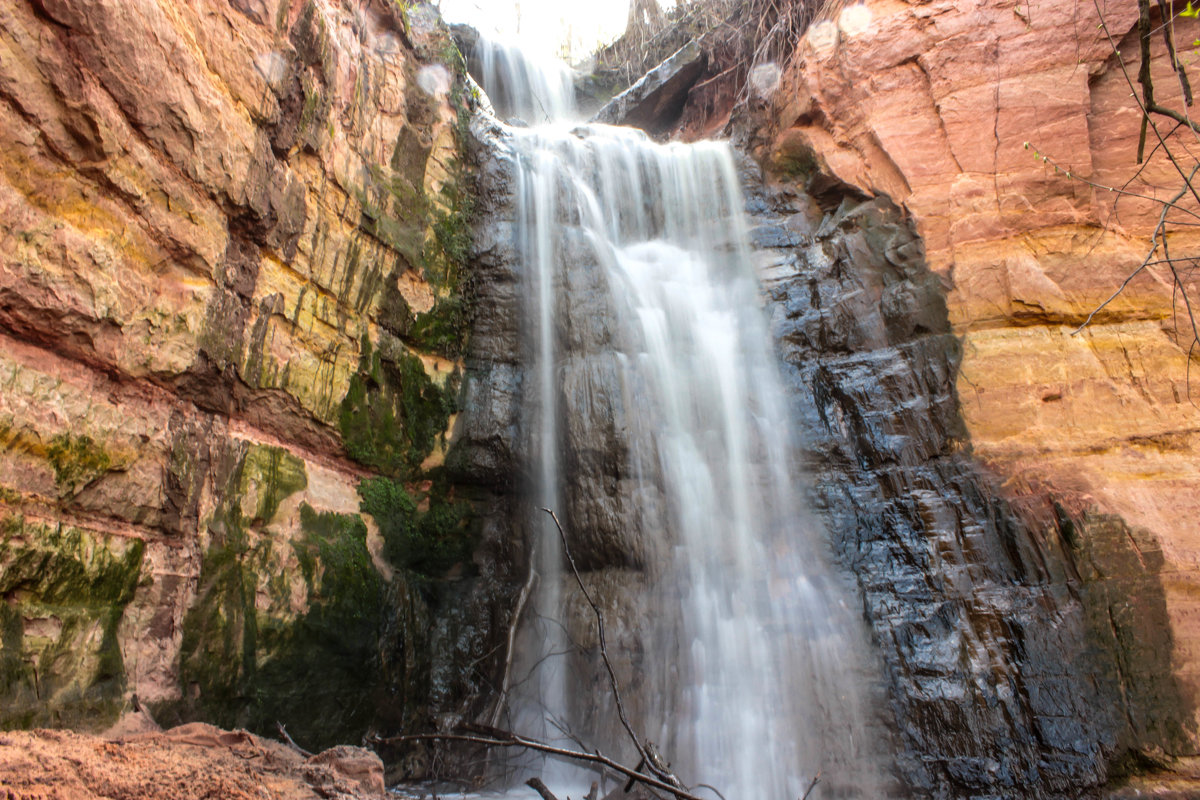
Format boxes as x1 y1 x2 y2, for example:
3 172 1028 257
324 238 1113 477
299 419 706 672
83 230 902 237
769 0 1200 747
0 0 465 728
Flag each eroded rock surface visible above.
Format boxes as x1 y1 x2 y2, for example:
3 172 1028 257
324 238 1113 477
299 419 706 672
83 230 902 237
592 40 706 135
750 0 1200 793
0 0 510 761
745 174 1194 796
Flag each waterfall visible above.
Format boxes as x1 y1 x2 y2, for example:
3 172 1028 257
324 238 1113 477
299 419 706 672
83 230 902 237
471 38 885 800
470 35 576 123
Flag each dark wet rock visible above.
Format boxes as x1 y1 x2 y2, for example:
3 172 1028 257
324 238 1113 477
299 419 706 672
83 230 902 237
449 23 479 60
592 41 705 135
748 223 802 249
559 352 667 571
744 169 1195 798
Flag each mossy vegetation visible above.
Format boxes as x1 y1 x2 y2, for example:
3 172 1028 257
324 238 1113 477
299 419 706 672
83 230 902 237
408 296 470 358
158 5 489 756
0 515 144 730
358 475 475 579
164 442 391 749
425 179 473 293
163 435 477 749
242 445 308 525
45 433 112 496
338 334 460 477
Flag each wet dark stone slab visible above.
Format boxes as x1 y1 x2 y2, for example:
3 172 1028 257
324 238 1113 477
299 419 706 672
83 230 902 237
592 41 706 136
743 170 1195 798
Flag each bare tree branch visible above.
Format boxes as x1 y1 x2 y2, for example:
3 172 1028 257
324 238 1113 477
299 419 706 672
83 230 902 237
276 722 313 758
1027 1 1200 396
526 777 561 800
540 507 683 790
800 770 821 800
370 729 711 800
489 554 539 727
1071 166 1199 333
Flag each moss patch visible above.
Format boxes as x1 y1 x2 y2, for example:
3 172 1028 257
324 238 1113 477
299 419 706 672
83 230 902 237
242 445 308 526
45 433 112 496
251 504 385 748
165 441 388 750
358 476 474 579
164 438 470 751
407 296 470 359
0 514 144 730
337 334 460 478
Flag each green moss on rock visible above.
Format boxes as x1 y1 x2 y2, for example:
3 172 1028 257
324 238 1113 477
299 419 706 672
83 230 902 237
165 438 388 749
45 433 112 496
0 515 144 730
407 296 470 359
242 445 308 525
251 505 384 748
338 334 459 477
359 476 474 578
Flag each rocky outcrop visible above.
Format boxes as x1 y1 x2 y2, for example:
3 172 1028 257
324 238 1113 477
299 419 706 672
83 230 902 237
754 0 1200 793
592 40 706 135
0 722 386 799
744 176 1191 796
0 0 509 759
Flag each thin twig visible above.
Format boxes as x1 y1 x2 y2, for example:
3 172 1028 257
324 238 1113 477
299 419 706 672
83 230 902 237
1070 166 1190 335
694 782 729 800
540 507 680 788
800 770 822 800
370 730 711 800
276 722 313 758
489 556 539 727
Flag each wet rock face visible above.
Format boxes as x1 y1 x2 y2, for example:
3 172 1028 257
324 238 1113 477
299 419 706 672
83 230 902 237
463 117 668 576
592 41 706 136
745 178 1195 797
766 2 1200 770
463 93 1196 796
0 0 510 757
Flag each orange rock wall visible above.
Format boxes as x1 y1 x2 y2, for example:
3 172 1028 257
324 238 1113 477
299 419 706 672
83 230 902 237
769 0 1200 745
0 0 468 735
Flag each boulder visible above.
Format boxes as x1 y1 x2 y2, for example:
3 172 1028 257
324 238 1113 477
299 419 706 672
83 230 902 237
592 41 705 135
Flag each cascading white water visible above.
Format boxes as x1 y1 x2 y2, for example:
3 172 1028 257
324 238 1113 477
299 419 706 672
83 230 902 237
472 38 883 800
471 35 576 123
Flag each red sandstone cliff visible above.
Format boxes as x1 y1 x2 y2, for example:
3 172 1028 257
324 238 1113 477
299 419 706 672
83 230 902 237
766 0 1200 746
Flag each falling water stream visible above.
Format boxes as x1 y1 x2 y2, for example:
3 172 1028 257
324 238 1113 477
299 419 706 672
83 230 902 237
471 36 883 800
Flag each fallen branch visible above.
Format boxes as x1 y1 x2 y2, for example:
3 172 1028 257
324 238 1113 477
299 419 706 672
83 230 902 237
540 508 682 790
369 729 711 800
489 553 539 727
276 722 313 758
527 777 560 800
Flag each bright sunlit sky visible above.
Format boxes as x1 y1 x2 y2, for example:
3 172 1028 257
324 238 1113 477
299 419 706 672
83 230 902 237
436 0 674 61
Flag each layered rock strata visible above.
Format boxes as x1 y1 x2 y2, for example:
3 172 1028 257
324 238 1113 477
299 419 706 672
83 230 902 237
745 176 1191 796
0 0 508 758
753 0 1200 793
